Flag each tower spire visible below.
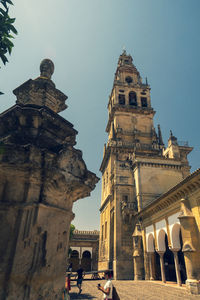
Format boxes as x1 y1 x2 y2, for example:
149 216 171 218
158 124 164 146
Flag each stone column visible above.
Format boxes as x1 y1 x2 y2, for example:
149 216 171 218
133 227 144 280
144 251 150 280
133 256 143 280
148 252 154 280
178 199 200 294
158 252 166 283
172 251 182 286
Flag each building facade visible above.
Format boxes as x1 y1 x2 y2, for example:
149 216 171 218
68 230 99 272
98 51 200 293
134 168 200 294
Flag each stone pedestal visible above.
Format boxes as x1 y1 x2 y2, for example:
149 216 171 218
186 280 200 295
0 60 99 300
179 199 200 294
133 256 143 280
148 253 154 280
113 259 134 280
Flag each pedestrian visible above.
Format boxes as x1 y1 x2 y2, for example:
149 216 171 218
65 273 71 294
97 270 113 299
62 273 71 300
76 265 84 294
68 263 72 273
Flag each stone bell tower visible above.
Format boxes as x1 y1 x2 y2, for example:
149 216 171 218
98 50 192 279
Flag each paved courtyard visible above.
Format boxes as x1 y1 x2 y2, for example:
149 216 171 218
69 279 200 300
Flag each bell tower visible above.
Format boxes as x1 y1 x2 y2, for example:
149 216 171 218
98 51 192 279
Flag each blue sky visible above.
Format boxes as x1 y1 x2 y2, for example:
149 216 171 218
1 0 200 230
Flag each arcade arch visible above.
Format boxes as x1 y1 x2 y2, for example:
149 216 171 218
146 219 186 286
81 250 92 271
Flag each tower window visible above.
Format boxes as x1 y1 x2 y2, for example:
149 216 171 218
141 97 147 107
129 91 137 106
123 195 128 202
125 76 133 84
119 94 125 105
101 225 104 240
105 222 107 239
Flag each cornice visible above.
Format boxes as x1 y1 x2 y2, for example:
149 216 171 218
99 147 111 173
99 194 112 212
133 161 182 170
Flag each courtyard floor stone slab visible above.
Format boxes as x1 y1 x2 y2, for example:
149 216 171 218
69 280 200 300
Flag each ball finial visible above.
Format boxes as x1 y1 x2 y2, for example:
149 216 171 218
40 59 54 79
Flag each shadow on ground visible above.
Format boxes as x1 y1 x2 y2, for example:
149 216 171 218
70 292 98 299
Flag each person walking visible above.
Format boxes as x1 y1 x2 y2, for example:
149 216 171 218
65 273 71 294
62 274 71 300
76 266 84 294
97 270 113 299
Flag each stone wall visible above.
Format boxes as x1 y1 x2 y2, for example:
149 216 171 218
0 59 99 300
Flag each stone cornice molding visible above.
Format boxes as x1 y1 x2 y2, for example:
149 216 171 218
73 230 99 235
99 194 112 212
132 161 182 170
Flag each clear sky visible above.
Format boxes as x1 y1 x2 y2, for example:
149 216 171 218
1 0 200 230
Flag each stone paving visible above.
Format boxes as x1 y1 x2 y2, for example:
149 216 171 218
69 279 200 300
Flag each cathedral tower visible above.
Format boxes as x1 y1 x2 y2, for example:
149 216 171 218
98 51 192 279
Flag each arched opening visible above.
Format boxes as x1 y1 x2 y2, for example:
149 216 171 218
163 234 176 282
171 223 181 249
141 97 148 107
147 234 159 280
171 223 187 283
147 234 154 252
157 229 166 252
129 91 137 106
178 232 187 283
118 94 125 105
154 251 161 280
81 251 91 271
69 250 79 271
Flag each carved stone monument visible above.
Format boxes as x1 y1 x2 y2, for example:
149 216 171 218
0 59 99 299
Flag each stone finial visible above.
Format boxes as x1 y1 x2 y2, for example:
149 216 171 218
40 59 54 79
13 58 68 113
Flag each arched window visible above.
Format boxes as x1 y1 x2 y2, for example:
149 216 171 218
141 97 148 107
129 92 137 106
119 94 125 105
82 250 91 258
71 250 79 258
70 250 79 271
82 251 92 271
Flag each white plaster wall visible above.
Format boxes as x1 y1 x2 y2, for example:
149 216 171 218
145 225 155 252
168 212 181 249
155 219 167 234
146 225 154 235
168 212 180 233
155 219 167 251
71 247 81 257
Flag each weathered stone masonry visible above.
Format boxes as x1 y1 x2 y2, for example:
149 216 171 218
0 59 99 300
